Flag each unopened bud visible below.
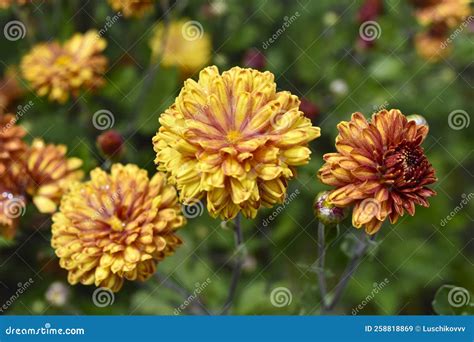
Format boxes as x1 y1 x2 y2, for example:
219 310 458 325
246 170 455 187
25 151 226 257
313 191 348 225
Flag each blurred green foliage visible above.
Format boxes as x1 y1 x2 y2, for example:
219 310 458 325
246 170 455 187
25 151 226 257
0 0 472 315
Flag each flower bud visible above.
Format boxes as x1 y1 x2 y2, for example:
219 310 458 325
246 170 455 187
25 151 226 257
313 191 348 225
407 114 428 128
242 48 266 70
299 98 320 119
96 130 124 160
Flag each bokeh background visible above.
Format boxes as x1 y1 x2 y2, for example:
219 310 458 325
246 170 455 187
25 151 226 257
0 0 472 315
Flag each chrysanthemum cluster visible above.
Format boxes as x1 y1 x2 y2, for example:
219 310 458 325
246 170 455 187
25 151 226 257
412 0 472 61
318 109 437 234
51 164 185 292
20 30 107 103
0 114 83 239
153 66 321 220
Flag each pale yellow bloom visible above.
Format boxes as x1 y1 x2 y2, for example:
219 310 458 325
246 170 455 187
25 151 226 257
149 19 211 75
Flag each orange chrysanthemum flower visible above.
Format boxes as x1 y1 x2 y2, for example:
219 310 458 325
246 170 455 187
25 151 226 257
107 0 154 18
415 29 451 61
318 109 437 234
20 30 107 103
0 68 24 114
153 66 321 220
0 113 27 239
149 19 211 75
51 164 185 292
414 0 471 28
25 139 83 214
0 0 28 9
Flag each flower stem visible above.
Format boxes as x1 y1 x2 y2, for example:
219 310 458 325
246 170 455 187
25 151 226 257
317 221 328 310
221 213 244 315
324 233 375 313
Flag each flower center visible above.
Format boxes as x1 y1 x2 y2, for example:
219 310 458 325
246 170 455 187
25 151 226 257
54 54 72 67
108 215 125 232
383 142 430 185
226 130 242 144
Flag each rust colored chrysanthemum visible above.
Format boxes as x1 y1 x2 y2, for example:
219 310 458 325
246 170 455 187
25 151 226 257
51 164 185 292
0 68 24 114
153 66 321 220
20 30 107 103
0 113 27 239
107 0 154 18
0 0 28 9
25 139 83 214
0 113 27 187
318 109 436 234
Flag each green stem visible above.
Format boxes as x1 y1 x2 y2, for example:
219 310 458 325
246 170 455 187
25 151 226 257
220 214 244 315
317 221 328 311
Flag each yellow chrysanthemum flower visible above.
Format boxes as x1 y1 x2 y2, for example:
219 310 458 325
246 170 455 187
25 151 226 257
415 30 451 61
153 66 321 220
149 19 211 75
20 30 107 103
25 139 83 214
51 164 185 292
415 0 471 28
107 0 154 18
